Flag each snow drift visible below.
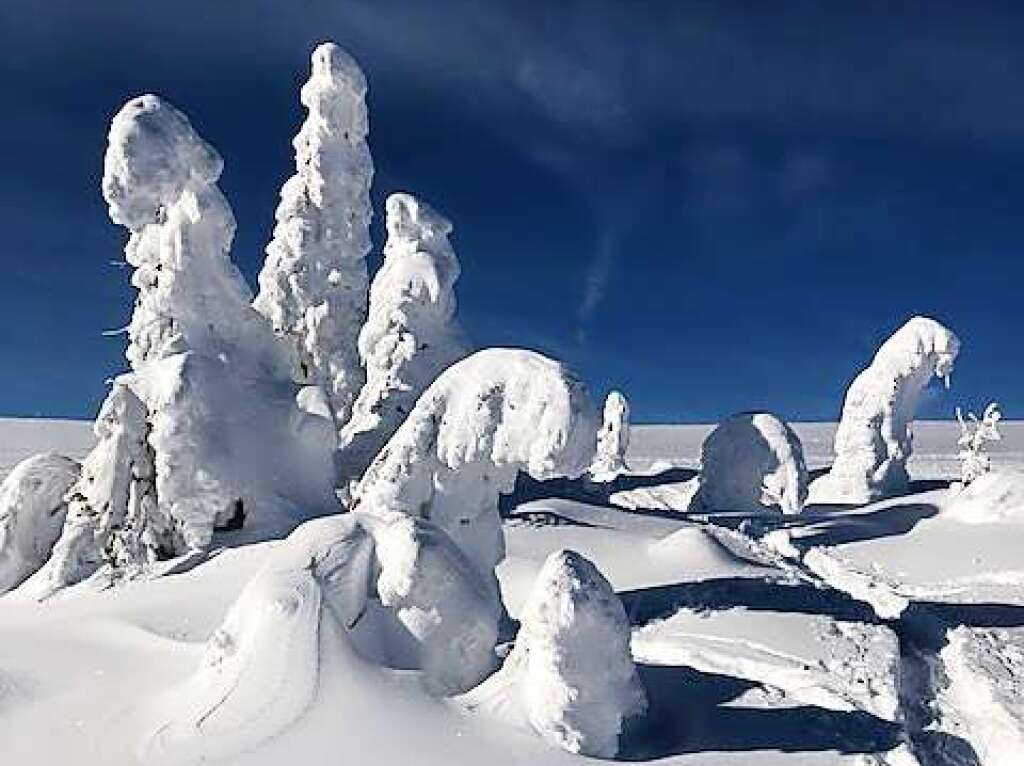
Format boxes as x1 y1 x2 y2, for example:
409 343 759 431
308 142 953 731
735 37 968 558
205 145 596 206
810 316 960 504
352 348 599 580
0 453 79 593
589 390 630 481
943 470 1024 523
459 549 646 758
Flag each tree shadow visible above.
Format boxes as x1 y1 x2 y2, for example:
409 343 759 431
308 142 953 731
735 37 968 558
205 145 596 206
619 665 902 759
778 502 939 548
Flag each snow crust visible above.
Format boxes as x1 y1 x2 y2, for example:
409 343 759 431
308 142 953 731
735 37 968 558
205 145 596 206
353 348 599 579
340 193 468 477
589 390 630 481
809 317 960 504
254 42 373 428
460 549 646 758
0 453 79 593
696 412 808 515
942 469 1024 523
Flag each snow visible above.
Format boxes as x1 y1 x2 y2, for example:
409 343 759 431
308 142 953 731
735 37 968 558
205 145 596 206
339 192 468 478
941 469 1024 523
589 390 630 481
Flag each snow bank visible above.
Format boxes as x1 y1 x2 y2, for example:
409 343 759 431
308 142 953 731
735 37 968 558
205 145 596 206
460 549 645 758
254 42 373 428
696 412 808 514
942 470 1024 523
0 453 79 593
589 390 630 481
340 193 468 478
353 348 599 579
809 316 960 504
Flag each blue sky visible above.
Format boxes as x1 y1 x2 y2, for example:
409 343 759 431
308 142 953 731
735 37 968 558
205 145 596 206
1 1 1021 422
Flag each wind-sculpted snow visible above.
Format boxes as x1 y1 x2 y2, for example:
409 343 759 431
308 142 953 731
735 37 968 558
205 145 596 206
340 193 468 478
697 412 808 515
353 348 599 580
589 390 630 481
0 453 79 593
254 42 373 427
459 549 646 758
942 469 1024 523
810 316 960 504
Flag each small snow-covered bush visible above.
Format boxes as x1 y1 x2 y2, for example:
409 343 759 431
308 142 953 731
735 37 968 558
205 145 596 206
459 549 646 758
254 42 374 428
809 316 960 504
339 193 468 478
353 348 599 580
956 402 1002 486
0 453 79 593
697 412 808 515
589 390 630 481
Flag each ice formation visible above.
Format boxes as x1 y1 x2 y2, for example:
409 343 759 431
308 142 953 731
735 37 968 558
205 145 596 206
459 550 646 758
588 390 630 481
0 453 79 593
956 401 1003 486
339 193 468 478
254 42 373 428
352 348 599 579
809 316 960 504
696 412 808 514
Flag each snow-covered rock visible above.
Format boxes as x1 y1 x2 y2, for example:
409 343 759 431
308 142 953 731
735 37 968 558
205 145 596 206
809 316 960 505
696 412 808 515
353 348 599 580
460 549 646 758
589 390 630 481
0 453 79 593
942 469 1024 523
254 42 374 428
339 193 468 478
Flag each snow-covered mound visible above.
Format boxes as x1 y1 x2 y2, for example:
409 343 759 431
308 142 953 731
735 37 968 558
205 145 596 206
589 390 630 482
696 412 808 515
460 549 646 758
254 42 374 428
809 316 960 504
353 348 599 580
0 453 79 593
942 470 1024 523
340 192 468 478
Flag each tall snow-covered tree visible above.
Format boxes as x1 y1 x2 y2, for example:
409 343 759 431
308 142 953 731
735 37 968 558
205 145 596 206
254 42 374 428
339 193 468 477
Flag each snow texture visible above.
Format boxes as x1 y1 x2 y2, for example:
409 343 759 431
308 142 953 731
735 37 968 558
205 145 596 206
589 390 630 481
0 453 79 593
809 316 960 504
254 42 374 428
942 469 1024 523
339 193 468 478
696 412 809 515
459 549 646 758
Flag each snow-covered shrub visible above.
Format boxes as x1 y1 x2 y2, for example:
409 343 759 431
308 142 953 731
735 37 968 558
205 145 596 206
956 402 1002 486
0 453 79 593
809 316 960 504
942 470 1024 524
696 412 808 515
459 549 646 758
339 193 468 478
254 42 373 428
352 348 599 579
588 390 630 481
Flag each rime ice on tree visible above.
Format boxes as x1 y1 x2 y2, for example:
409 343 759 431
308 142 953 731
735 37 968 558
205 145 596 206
340 193 468 478
589 390 630 481
809 316 960 504
352 348 599 582
955 402 1002 486
254 42 374 429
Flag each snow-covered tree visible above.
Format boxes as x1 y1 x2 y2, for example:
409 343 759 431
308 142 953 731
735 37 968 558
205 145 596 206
339 193 468 478
254 42 373 428
352 348 599 582
956 402 1002 486
0 453 79 594
696 412 808 515
458 549 646 758
809 316 960 504
588 390 630 481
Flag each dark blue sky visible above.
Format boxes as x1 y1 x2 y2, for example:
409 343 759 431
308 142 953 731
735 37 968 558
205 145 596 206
1 1 1021 422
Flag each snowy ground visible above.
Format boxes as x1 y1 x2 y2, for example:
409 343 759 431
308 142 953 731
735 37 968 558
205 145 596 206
0 418 1022 765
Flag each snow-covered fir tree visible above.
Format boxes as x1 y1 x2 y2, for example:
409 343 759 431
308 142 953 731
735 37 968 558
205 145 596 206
254 42 374 428
589 390 630 481
956 402 1002 486
339 193 468 477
